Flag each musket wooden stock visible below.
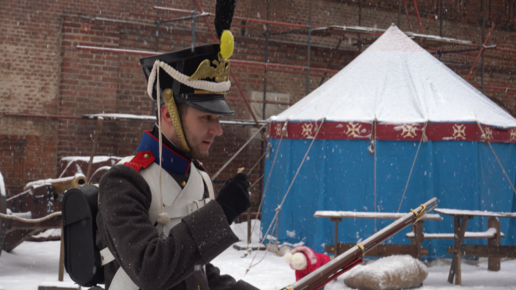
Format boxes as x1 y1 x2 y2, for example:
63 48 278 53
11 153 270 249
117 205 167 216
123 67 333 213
280 197 438 290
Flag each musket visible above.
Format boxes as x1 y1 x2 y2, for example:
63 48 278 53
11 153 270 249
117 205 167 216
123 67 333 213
280 197 438 290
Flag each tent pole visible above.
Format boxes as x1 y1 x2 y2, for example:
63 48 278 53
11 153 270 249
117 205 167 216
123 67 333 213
373 120 377 233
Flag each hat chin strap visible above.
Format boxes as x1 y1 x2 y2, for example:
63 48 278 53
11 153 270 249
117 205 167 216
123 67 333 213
162 88 191 153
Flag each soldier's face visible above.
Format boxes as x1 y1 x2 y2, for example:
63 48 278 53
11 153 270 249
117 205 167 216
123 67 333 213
182 106 223 159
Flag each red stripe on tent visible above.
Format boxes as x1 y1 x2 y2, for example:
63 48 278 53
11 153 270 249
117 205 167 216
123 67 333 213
268 122 516 143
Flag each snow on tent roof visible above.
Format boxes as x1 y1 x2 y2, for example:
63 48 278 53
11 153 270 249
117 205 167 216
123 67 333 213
273 24 516 128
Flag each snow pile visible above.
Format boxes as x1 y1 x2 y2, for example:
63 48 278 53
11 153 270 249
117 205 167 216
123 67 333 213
231 220 262 243
3 241 516 289
0 171 5 197
344 255 428 290
31 229 61 241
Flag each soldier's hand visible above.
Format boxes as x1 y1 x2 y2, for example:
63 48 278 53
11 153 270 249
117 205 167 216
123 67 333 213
216 173 251 224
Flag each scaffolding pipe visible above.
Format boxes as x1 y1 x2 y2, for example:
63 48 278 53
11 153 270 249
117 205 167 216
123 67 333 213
401 0 414 32
466 23 495 81
136 9 470 45
225 97 292 106
191 6 197 51
159 13 209 23
319 38 342 87
412 0 424 34
428 47 479 57
440 0 443 37
2 113 82 120
473 85 516 92
155 6 323 29
306 0 312 95
495 47 516 53
231 59 340 73
231 64 333 78
481 0 486 91
75 45 338 74
263 24 270 121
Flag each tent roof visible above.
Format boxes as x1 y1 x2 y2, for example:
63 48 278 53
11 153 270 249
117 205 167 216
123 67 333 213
272 25 516 128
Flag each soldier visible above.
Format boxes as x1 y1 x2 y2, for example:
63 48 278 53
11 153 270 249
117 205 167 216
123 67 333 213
95 1 259 289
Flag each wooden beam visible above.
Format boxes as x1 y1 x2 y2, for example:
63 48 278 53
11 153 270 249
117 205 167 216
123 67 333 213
447 245 516 258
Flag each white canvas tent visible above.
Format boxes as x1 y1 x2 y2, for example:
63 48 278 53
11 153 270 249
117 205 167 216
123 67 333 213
263 25 516 260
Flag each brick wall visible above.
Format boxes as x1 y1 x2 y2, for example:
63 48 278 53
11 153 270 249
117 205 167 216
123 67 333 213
1 0 516 207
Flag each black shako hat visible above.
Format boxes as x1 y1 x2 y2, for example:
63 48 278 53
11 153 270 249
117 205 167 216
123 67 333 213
140 0 237 116
140 43 234 116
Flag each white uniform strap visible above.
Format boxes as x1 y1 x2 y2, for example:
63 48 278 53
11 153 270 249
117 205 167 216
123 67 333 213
109 267 140 290
100 246 139 290
100 247 115 266
199 170 215 200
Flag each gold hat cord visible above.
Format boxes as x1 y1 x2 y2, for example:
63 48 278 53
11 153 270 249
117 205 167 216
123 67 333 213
162 89 190 152
156 66 170 227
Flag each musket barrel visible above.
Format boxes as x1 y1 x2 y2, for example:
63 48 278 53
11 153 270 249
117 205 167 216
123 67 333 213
282 197 438 290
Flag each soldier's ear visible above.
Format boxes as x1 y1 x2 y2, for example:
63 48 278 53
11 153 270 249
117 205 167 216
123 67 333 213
160 105 173 126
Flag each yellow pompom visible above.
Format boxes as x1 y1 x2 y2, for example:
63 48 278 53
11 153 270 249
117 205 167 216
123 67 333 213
220 30 234 59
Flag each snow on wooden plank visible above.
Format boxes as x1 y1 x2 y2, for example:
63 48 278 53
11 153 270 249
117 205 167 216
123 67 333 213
406 228 505 239
434 208 516 218
313 211 443 220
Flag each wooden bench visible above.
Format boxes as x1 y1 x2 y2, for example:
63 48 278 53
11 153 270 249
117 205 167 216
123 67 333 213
313 211 443 259
428 208 516 286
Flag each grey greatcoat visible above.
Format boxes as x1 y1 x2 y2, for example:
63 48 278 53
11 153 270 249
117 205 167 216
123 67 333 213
96 129 258 290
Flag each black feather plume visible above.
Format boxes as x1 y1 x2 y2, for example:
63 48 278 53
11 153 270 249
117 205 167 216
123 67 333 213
214 0 237 39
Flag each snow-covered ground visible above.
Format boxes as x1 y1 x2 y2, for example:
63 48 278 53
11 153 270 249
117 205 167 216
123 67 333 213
1 223 516 290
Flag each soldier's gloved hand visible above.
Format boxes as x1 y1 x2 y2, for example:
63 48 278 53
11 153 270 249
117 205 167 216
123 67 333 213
216 173 251 224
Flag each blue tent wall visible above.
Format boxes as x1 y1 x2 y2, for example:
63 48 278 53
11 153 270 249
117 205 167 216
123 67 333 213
261 137 516 259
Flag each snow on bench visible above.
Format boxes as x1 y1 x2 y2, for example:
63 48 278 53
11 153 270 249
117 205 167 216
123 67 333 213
313 211 443 221
406 227 505 239
434 208 516 218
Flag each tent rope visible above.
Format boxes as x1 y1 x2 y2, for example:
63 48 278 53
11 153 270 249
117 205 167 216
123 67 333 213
212 123 267 180
244 120 288 270
476 122 516 196
397 122 428 213
249 121 288 240
247 150 267 177
246 118 325 273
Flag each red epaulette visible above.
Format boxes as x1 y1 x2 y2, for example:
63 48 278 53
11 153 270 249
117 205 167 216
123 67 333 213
124 150 155 172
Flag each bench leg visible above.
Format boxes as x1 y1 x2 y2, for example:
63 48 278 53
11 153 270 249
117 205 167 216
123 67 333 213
448 216 468 285
487 217 501 271
330 218 342 257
